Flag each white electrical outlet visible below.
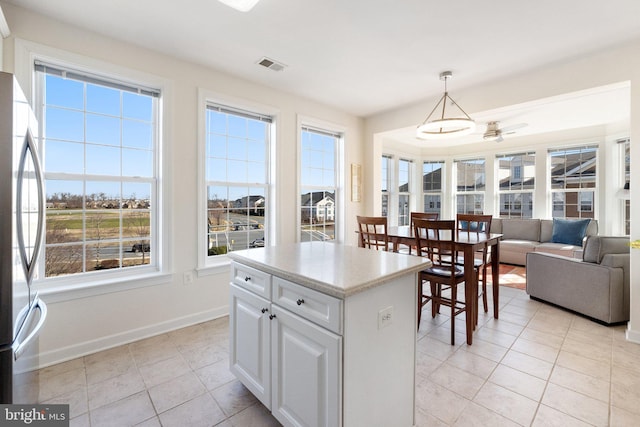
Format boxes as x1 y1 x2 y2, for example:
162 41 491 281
183 271 194 285
378 306 393 329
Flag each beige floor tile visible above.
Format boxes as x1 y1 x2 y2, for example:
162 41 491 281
415 407 449 426
147 371 206 414
532 404 593 427
227 403 281 427
542 383 609 426
549 365 610 403
611 405 640 426
611 365 640 415
446 349 497 380
500 302 539 318
38 367 87 403
416 352 444 380
416 379 471 425
211 380 259 418
130 339 181 368
158 393 226 427
453 401 520 427
481 318 525 337
428 363 485 399
510 337 559 363
168 323 212 349
88 369 146 410
473 327 517 348
427 323 468 346
473 382 538 426
135 416 161 427
561 336 612 363
69 413 91 427
556 350 611 381
85 353 137 386
89 391 156 427
459 338 509 363
39 357 85 378
417 336 458 361
495 310 531 326
501 350 554 380
612 344 640 374
519 327 565 349
194 358 236 391
138 354 191 388
489 364 546 401
180 342 228 370
527 317 571 337
42 386 89 419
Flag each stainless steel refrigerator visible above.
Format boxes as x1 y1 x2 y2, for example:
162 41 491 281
0 71 48 404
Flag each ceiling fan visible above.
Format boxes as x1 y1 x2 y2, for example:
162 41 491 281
483 121 527 142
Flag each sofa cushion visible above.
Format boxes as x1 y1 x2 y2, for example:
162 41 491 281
551 218 590 246
534 242 582 258
501 219 540 241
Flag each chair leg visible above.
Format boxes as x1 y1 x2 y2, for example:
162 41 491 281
482 266 488 313
431 282 438 318
450 283 456 345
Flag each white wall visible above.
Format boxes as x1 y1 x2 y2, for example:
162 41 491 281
1 3 364 366
364 39 640 342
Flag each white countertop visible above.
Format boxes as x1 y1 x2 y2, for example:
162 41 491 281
228 242 431 298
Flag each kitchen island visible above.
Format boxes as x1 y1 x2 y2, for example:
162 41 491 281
228 242 431 427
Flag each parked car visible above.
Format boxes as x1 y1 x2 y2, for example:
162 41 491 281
132 243 150 253
249 238 264 248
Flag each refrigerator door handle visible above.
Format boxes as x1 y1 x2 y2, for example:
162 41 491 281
13 295 47 361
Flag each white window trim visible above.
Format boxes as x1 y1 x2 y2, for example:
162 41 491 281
296 115 345 243
454 157 487 214
495 152 536 218
197 88 278 275
422 160 445 216
14 39 173 302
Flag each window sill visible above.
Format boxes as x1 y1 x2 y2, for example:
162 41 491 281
35 271 173 304
196 256 232 277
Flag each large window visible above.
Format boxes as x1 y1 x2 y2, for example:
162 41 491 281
300 126 340 241
549 146 597 219
381 155 391 216
397 159 412 226
496 152 535 218
205 104 271 255
622 139 630 235
422 161 443 217
455 158 485 214
36 62 160 278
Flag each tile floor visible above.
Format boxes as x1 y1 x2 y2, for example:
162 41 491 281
37 285 640 426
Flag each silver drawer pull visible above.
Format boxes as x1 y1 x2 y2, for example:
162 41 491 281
244 276 251 282
296 298 305 306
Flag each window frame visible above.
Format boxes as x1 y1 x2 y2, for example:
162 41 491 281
495 152 536 219
197 89 277 274
422 160 444 217
16 40 172 301
297 116 345 244
381 154 391 217
454 157 486 214
548 145 598 219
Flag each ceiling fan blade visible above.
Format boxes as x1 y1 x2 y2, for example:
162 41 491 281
495 135 504 143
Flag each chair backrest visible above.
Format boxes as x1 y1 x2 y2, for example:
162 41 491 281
456 214 492 234
414 219 456 267
357 215 389 251
410 212 439 228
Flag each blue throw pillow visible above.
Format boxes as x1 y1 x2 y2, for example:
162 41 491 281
551 218 591 246
459 220 485 232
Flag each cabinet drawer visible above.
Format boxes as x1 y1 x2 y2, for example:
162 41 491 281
272 277 342 335
231 262 271 299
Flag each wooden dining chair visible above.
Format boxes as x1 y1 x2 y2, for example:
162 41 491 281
356 215 389 251
456 214 493 322
398 212 440 254
414 219 467 344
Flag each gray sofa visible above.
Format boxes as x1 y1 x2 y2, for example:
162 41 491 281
526 235 630 324
491 218 598 265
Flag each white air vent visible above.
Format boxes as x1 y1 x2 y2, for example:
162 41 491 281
257 57 286 72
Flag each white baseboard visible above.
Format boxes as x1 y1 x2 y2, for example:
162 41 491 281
35 306 229 369
625 326 640 344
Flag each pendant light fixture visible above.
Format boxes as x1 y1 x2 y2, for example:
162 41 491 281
416 71 476 140
217 0 261 12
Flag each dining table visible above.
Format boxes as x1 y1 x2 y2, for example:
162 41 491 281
387 226 503 345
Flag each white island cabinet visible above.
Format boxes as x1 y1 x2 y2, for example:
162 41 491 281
228 242 430 427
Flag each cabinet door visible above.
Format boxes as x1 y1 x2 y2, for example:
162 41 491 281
271 305 342 427
229 283 271 408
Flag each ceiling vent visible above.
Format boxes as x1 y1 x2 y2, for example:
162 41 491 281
257 57 286 72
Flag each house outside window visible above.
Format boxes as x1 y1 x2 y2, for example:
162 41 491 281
455 158 485 214
398 159 412 226
549 145 597 219
422 161 443 217
381 155 391 217
205 104 271 255
300 126 340 242
623 139 630 235
496 152 535 218
35 62 160 279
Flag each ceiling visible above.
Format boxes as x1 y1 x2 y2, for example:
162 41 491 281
5 0 640 118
